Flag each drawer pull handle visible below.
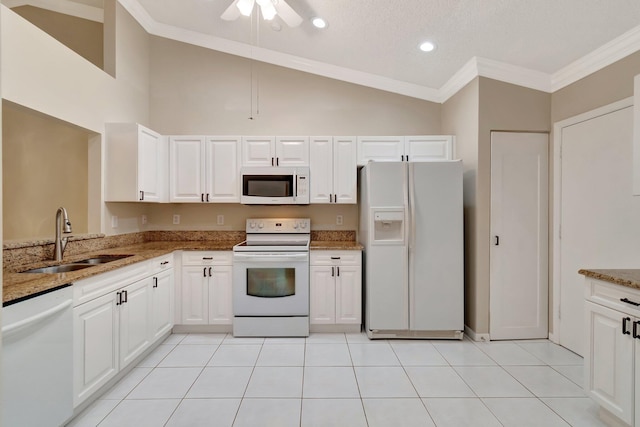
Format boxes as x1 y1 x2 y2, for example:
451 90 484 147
330 256 341 260
160 261 169 265
623 317 632 335
202 257 213 260
620 297 640 307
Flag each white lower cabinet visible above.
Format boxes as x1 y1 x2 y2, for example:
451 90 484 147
310 251 361 326
73 256 174 407
73 291 118 406
180 251 233 325
584 277 640 426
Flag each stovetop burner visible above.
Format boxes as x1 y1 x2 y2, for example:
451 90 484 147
233 218 311 252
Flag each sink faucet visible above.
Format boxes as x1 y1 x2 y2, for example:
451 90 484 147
54 207 73 261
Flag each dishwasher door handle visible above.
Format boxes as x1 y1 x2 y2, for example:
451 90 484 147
1 299 72 338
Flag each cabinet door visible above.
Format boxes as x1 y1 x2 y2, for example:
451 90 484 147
73 292 118 407
138 126 163 202
405 135 453 162
585 301 634 425
309 137 334 204
119 279 152 368
357 136 404 165
333 137 357 203
335 265 361 324
209 265 233 325
150 269 174 342
276 136 309 166
242 136 275 167
205 137 240 202
310 266 336 324
181 266 209 324
170 136 205 202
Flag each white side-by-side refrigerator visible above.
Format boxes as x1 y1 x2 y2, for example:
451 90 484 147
359 160 464 339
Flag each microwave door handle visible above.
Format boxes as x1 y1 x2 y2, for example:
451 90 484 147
293 171 297 201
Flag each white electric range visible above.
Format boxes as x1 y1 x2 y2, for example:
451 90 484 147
232 218 310 337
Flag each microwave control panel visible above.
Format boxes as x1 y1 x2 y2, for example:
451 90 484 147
296 175 308 196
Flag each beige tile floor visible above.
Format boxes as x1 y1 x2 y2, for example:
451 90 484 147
67 333 607 427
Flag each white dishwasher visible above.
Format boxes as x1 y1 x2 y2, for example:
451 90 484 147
2 285 73 427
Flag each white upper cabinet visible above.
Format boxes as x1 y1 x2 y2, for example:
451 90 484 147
310 136 357 204
357 135 454 165
169 136 240 203
404 135 454 162
105 123 167 202
205 137 241 202
242 136 309 167
357 136 404 165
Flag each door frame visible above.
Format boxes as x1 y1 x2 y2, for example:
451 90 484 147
550 96 633 345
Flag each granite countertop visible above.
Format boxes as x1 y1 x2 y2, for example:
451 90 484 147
3 239 363 305
579 269 640 290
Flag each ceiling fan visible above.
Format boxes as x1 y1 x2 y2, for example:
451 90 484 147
221 0 303 27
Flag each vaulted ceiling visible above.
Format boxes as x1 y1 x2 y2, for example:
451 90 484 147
11 0 640 102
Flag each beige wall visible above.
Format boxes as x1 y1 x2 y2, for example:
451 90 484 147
148 37 441 136
442 78 480 332
11 5 103 70
141 36 443 233
1 3 151 238
552 51 640 123
476 78 551 335
2 102 89 240
442 77 550 335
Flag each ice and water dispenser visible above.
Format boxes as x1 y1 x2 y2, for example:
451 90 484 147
370 208 405 244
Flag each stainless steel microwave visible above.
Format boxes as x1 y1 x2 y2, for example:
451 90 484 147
240 167 310 205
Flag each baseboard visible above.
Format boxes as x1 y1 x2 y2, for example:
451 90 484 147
172 324 233 334
464 325 490 342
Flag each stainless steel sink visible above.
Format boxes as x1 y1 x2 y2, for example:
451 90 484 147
21 264 93 274
75 254 133 264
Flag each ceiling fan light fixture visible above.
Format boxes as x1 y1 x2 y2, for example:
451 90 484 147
237 0 255 16
257 0 277 20
311 17 327 29
419 41 436 52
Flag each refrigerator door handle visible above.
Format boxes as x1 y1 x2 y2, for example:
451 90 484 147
407 162 415 328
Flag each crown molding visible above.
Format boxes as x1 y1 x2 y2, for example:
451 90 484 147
551 25 640 92
119 0 640 103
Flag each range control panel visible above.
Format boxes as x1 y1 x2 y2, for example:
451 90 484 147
245 218 310 233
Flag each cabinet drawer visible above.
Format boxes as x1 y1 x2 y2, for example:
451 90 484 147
73 261 151 307
149 254 174 273
311 251 361 266
182 251 232 266
586 278 640 317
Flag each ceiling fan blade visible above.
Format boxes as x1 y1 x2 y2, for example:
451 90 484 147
221 0 242 21
273 0 303 27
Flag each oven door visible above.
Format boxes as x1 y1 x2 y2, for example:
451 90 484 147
233 252 309 316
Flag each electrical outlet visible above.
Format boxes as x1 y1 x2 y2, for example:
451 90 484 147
336 215 343 226
141 214 147 225
217 215 224 225
111 215 118 228
173 214 180 225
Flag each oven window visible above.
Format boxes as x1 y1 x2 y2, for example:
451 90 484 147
243 175 293 197
246 268 295 298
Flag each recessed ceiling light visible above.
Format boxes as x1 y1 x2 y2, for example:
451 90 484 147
312 17 328 29
419 41 436 52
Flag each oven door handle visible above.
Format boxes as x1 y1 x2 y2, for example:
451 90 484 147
293 170 298 201
233 253 308 261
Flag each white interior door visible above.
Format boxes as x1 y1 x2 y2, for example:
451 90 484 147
558 104 640 356
490 132 549 340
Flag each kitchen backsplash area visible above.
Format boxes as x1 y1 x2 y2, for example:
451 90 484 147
2 229 357 272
